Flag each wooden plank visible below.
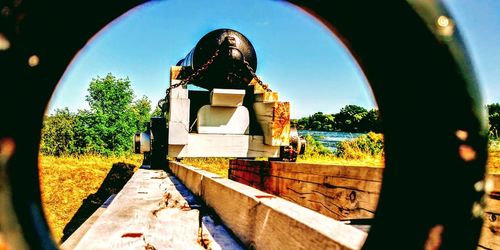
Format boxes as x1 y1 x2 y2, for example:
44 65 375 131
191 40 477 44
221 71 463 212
168 134 280 158
60 207 106 250
265 177 377 220
248 78 269 94
170 66 183 80
169 161 367 250
210 88 245 107
253 102 291 146
169 80 189 99
268 169 382 194
168 98 190 145
197 105 250 134
270 161 384 182
256 197 366 250
229 160 382 221
479 176 500 249
255 92 279 102
72 169 203 250
168 65 190 145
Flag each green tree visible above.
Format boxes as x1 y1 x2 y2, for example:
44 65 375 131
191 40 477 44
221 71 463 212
132 95 152 132
360 109 381 133
83 73 137 155
488 103 500 139
335 105 368 132
40 108 76 156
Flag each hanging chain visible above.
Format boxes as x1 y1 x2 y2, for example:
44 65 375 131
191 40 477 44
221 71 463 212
158 49 220 114
242 59 272 92
159 48 272 114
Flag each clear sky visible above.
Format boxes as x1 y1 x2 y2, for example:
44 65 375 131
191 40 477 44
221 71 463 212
48 0 500 118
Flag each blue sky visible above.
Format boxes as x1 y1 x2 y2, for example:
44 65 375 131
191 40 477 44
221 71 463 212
49 0 500 118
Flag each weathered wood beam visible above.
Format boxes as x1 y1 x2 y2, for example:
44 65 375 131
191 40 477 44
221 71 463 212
169 161 367 250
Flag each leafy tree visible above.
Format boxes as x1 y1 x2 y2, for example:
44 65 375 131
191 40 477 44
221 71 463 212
151 106 163 118
488 103 500 139
82 73 137 155
335 105 368 132
41 73 156 156
294 105 380 133
132 95 152 132
40 108 76 156
360 109 381 133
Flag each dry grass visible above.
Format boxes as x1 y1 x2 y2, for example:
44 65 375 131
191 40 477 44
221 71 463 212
297 154 384 167
179 157 231 178
488 141 500 174
488 149 500 174
39 154 143 243
39 147 499 244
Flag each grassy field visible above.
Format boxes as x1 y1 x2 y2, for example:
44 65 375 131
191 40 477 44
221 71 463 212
180 157 231 178
39 154 143 243
40 147 499 244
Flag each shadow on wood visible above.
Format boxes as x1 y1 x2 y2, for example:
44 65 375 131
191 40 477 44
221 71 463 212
60 162 135 242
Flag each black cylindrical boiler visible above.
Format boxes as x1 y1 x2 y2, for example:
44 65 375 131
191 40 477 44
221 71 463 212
177 29 258 90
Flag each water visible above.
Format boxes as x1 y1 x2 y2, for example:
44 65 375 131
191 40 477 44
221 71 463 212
298 130 363 152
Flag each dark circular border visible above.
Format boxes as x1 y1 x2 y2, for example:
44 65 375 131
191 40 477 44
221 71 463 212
0 1 487 249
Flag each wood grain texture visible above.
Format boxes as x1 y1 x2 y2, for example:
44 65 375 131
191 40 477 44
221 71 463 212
248 78 269 94
255 92 279 102
253 102 290 146
168 66 190 145
229 160 382 221
230 161 500 248
168 98 190 145
169 161 367 250
72 169 203 250
210 88 245 107
478 174 500 249
170 66 183 80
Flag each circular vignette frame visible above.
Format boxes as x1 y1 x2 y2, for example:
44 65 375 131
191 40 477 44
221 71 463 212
0 1 488 249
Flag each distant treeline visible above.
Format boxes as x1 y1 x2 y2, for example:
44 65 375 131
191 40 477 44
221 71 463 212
292 105 381 133
294 103 500 137
41 73 159 156
41 72 500 156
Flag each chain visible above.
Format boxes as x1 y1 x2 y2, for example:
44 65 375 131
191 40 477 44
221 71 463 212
242 59 272 92
159 49 271 114
158 49 220 114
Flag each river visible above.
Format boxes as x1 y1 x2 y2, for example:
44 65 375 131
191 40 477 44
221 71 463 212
298 130 363 152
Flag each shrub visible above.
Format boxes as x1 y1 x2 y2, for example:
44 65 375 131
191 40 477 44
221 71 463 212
336 132 384 159
303 134 333 156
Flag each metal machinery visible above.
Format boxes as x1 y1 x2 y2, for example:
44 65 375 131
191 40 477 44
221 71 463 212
134 29 306 167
